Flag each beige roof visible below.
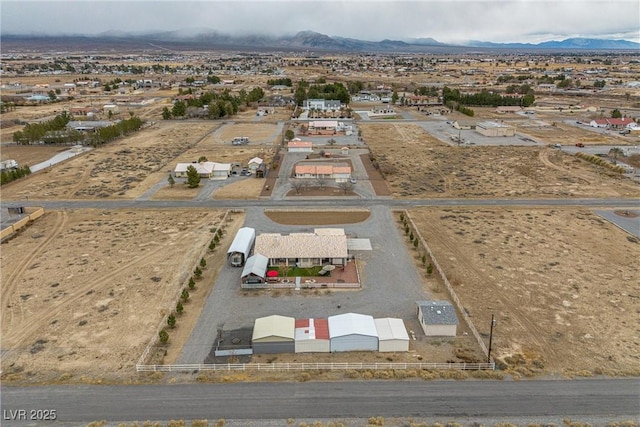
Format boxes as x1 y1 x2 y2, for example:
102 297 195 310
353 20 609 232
252 315 295 341
288 141 313 148
255 232 349 259
314 228 345 236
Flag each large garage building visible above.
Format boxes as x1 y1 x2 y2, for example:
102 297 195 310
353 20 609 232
252 315 295 354
328 313 378 352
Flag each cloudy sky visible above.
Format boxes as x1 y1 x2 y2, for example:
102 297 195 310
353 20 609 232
2 0 638 44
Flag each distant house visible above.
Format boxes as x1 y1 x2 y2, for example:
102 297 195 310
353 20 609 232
254 229 349 267
308 120 338 135
174 162 231 179
302 99 342 111
496 106 522 114
287 140 313 153
452 120 475 130
294 162 351 182
67 120 115 132
416 301 459 337
476 121 516 137
70 106 100 117
589 118 636 130
368 106 396 117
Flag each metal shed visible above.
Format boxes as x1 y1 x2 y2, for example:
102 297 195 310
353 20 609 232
252 315 295 354
295 318 330 353
328 313 378 352
241 253 268 285
374 318 410 352
416 301 459 337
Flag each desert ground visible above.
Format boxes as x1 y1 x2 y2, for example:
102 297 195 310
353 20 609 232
408 207 640 377
0 208 230 382
360 120 639 198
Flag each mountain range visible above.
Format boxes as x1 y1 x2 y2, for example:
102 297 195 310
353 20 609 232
3 30 639 52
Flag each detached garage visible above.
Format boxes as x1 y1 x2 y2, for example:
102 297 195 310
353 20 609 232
252 315 295 354
417 301 459 337
295 318 330 353
374 318 410 352
329 313 378 352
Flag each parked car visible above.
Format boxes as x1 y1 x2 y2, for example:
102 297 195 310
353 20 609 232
575 143 585 147
350 178 357 184
552 143 562 148
620 129 631 135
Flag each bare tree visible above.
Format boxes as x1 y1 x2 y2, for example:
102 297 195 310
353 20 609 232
290 179 305 195
316 176 328 190
338 180 355 194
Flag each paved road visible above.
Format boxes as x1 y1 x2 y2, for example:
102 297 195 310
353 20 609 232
1 379 638 425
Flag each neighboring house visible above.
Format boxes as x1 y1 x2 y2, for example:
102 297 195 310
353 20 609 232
248 157 263 172
368 106 396 117
294 162 352 182
254 229 349 267
103 104 119 114
476 121 516 137
241 253 269 285
303 99 343 111
252 315 295 354
589 118 636 130
287 140 313 153
328 313 378 352
537 83 557 92
416 300 459 337
308 120 338 135
174 162 231 179
67 120 116 132
452 120 475 130
374 318 410 352
295 318 330 353
70 106 100 117
405 96 440 107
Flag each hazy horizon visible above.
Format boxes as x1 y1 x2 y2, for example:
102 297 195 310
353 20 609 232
1 0 639 45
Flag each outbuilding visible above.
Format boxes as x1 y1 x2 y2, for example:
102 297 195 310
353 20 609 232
374 318 410 352
476 121 516 137
252 315 295 354
241 253 269 285
416 301 459 337
288 140 313 153
328 313 378 352
295 318 330 353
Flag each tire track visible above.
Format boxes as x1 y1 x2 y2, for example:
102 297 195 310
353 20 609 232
1 211 68 332
3 213 216 349
538 149 591 185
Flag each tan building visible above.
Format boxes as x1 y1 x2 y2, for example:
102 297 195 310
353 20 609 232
476 121 516 137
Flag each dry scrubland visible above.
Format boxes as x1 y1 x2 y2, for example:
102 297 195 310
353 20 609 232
409 207 640 377
361 122 639 198
1 208 227 382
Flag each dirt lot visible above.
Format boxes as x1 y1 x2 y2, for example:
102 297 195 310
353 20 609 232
264 210 371 225
408 207 640 377
0 144 68 167
1 208 228 383
361 122 639 198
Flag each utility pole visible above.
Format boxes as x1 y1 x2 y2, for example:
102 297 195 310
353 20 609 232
487 314 496 364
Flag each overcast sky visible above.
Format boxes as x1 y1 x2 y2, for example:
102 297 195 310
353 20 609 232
2 0 638 44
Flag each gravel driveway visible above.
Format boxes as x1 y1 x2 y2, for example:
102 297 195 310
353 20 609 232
177 204 430 363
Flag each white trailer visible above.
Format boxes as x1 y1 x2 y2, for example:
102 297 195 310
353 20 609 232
227 227 256 267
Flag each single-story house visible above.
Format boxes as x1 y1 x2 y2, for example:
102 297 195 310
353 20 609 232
288 141 313 153
252 315 295 354
476 121 516 137
241 253 269 285
452 120 475 130
67 120 117 132
174 162 231 179
294 162 352 182
374 318 410 352
328 313 378 352
302 99 342 111
248 157 263 172
308 120 338 135
589 118 636 130
416 300 459 337
295 318 330 353
368 106 396 117
254 229 349 267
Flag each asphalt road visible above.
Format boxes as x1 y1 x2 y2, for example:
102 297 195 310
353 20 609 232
1 379 638 425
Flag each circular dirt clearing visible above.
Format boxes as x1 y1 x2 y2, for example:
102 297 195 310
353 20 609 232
264 209 370 225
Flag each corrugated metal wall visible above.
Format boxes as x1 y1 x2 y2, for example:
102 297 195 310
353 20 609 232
252 340 295 354
330 334 378 352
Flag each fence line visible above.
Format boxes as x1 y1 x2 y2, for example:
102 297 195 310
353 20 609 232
136 361 495 372
241 281 360 290
403 210 491 360
137 209 235 366
0 207 45 240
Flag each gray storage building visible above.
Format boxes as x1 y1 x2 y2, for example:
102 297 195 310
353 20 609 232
328 313 378 352
416 300 459 337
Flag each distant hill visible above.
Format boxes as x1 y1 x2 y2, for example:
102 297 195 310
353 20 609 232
2 30 638 53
